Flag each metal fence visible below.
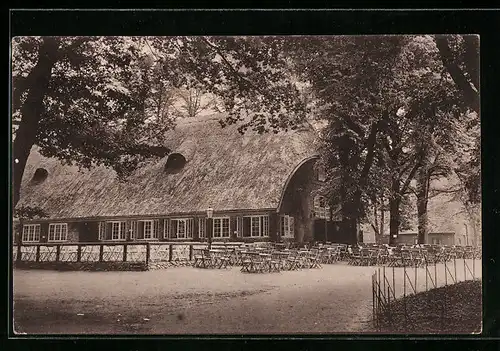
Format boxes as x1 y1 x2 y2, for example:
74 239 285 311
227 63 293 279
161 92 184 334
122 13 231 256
372 257 481 330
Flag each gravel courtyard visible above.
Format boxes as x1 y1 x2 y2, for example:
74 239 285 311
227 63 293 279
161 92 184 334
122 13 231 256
13 260 481 335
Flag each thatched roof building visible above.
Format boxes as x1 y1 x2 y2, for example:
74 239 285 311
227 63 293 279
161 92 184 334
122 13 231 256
17 114 319 221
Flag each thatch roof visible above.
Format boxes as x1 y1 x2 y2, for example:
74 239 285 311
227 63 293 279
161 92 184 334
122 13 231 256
17 114 319 220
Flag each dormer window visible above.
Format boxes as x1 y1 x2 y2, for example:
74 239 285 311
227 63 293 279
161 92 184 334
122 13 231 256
164 153 186 174
32 168 48 183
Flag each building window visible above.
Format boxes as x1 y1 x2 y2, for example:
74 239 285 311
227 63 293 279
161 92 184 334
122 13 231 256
169 219 194 239
243 215 269 237
110 221 126 240
198 218 206 238
281 215 295 238
22 224 41 242
432 238 442 245
48 223 68 242
213 217 230 238
314 195 329 219
136 220 158 240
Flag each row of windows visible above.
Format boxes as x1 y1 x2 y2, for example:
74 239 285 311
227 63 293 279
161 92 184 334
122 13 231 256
22 223 67 242
21 215 295 242
98 216 272 241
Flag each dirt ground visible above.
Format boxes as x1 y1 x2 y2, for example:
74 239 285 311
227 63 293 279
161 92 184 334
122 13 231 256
12 260 481 335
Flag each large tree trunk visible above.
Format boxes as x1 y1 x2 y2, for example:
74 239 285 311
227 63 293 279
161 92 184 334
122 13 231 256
12 37 59 207
416 164 431 244
388 176 400 246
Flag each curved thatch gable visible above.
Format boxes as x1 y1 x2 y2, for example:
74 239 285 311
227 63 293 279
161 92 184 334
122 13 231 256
17 114 319 220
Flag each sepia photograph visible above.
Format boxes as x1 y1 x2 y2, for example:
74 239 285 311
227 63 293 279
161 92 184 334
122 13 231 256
11 34 481 335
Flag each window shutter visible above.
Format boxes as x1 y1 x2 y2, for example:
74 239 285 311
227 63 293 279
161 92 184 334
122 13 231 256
289 216 295 238
155 219 162 239
125 221 131 240
153 220 159 239
188 218 194 239
137 221 144 240
164 219 170 239
131 220 137 240
170 220 177 239
40 223 48 243
243 217 251 237
230 217 237 238
98 222 104 240
193 218 199 239
106 222 112 240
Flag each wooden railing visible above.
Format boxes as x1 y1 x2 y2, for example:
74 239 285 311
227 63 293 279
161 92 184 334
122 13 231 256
13 241 245 264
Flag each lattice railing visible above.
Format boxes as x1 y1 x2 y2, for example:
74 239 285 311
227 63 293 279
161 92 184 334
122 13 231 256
39 246 57 261
80 245 100 262
102 245 124 262
60 245 78 262
20 246 37 261
171 244 191 262
14 241 245 265
149 244 169 262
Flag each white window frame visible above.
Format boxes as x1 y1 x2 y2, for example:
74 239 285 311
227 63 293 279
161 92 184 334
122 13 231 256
109 221 126 241
198 218 206 238
213 217 230 238
244 215 269 238
22 224 41 243
236 216 242 237
48 223 68 242
163 219 169 239
176 219 187 239
138 220 155 240
170 218 193 239
282 215 294 238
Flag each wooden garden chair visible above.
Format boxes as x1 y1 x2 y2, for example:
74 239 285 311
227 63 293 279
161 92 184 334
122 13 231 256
308 249 322 268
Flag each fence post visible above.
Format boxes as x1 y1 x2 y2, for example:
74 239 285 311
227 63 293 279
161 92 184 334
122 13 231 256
463 258 467 281
414 265 417 294
123 243 128 262
473 256 475 279
55 245 61 262
189 244 193 261
169 244 173 262
77 244 82 262
146 242 151 265
454 257 457 283
403 265 406 298
36 245 40 262
434 261 437 288
383 266 386 298
425 261 428 291
444 260 448 286
99 244 104 262
392 266 395 298
372 274 376 327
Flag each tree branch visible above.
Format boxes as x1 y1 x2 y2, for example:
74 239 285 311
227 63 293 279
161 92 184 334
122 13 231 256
462 35 480 90
200 37 264 95
435 35 479 113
